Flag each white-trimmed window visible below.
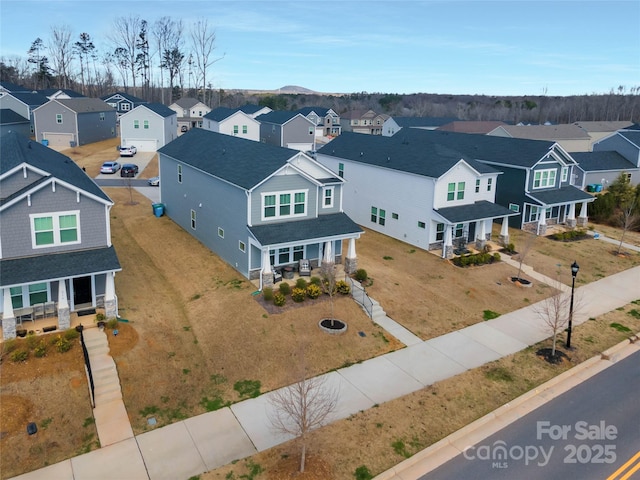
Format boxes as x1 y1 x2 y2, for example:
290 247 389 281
218 227 224 238
239 241 246 252
323 187 334 208
378 209 386 226
447 182 465 201
392 212 399 220
418 221 426 229
475 179 480 193
561 167 569 182
100 112 105 121
190 209 196 230
122 103 130 111
371 206 378 223
134 120 140 129
56 114 63 124
10 286 23 309
533 169 556 188
233 125 239 134
528 206 540 222
144 120 149 129
509 203 520 213
272 245 304 265
177 164 183 183
242 125 248 134
436 223 445 241
487 178 493 191
29 283 47 304
261 190 307 220
338 163 344 178
30 211 80 248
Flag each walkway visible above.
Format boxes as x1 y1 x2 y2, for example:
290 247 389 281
9 265 640 480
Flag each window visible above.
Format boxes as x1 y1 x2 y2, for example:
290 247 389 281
533 169 556 188
454 224 464 238
144 120 149 129
371 206 377 223
10 287 23 309
293 245 304 261
122 103 130 111
262 190 306 220
309 127 314 135
100 112 105 121
418 221 426 229
190 209 196 230
509 203 520 213
436 223 445 241
29 283 47 305
233 125 239 134
487 178 493 191
279 247 290 264
239 241 246 252
218 227 224 238
134 120 140 129
198 110 203 117
447 182 465 201
56 114 63 124
561 167 569 182
323 187 334 208
338 163 344 178
177 164 183 183
528 206 540 222
475 179 480 193
272 245 304 265
392 212 399 220
242 125 248 134
31 212 79 248
625 173 632 183
379 209 386 226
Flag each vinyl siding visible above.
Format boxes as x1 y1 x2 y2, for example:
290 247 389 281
594 135 640 167
250 173 318 226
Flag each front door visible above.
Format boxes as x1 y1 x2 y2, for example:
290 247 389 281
73 276 92 308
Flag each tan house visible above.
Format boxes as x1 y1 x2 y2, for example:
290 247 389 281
340 110 389 135
573 121 635 149
437 120 507 134
487 124 592 152
168 97 211 132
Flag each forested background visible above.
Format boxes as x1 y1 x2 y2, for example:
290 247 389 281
2 16 638 124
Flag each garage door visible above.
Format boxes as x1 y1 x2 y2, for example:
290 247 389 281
43 133 74 147
286 142 314 152
125 139 158 152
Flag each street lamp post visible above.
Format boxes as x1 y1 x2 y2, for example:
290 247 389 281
566 260 579 349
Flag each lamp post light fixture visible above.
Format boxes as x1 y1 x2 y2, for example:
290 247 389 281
566 260 580 349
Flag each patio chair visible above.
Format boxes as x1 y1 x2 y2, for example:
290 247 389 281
33 303 45 320
44 301 56 318
273 269 282 283
298 259 311 276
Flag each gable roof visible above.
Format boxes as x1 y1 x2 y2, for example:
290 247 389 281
139 103 176 118
435 200 517 224
296 106 333 117
44 98 114 114
491 124 590 141
0 81 30 93
101 92 147 104
438 120 507 134
172 97 202 109
0 131 111 204
0 109 29 124
238 104 266 115
392 117 459 128
158 128 298 190
204 106 241 121
256 110 306 125
39 88 84 98
3 91 49 108
617 130 640 148
573 121 634 132
571 151 637 172
319 131 498 178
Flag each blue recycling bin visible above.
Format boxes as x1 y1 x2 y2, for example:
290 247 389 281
594 184 603 192
152 203 165 217
41 139 49 146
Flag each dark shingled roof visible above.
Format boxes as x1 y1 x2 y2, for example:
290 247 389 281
296 106 331 117
248 213 362 246
256 110 302 125
173 97 200 109
142 103 177 118
319 131 498 178
618 130 640 147
39 88 84 98
0 246 121 286
6 91 49 107
157 128 297 190
0 109 29 124
435 200 518 223
572 151 637 172
101 91 146 103
0 131 111 204
393 117 459 128
526 186 594 206
54 98 114 113
238 104 265 114
204 106 241 121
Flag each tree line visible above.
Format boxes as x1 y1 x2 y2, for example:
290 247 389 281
1 14 638 124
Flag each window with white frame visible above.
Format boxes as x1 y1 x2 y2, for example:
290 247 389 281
262 190 307 220
487 178 493 191
323 187 334 208
436 223 445 241
190 209 196 229
134 119 140 129
275 245 304 264
29 283 47 304
533 169 556 188
56 114 63 124
338 163 344 178
242 125 248 134
378 209 386 226
233 125 239 134
371 206 377 223
447 182 465 201
218 227 224 238
239 241 246 252
528 206 540 222
177 164 183 183
30 211 80 248
475 179 480 193
509 203 520 213
418 221 426 229
122 103 130 111
100 112 105 121
144 120 149 129
10 286 23 309
561 167 569 182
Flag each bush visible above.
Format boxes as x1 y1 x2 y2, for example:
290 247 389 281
354 465 374 480
106 318 118 329
262 287 274 302
291 287 306 302
95 312 106 323
273 293 286 307
25 332 38 349
10 349 29 362
354 268 368 282
278 282 291 295
309 276 322 286
64 328 79 341
504 242 516 254
2 338 17 354
34 341 47 358
306 283 321 299
452 251 500 267
551 229 588 242
336 280 351 295
54 335 72 353
295 278 308 289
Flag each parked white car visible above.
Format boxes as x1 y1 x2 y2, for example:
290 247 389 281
118 145 137 157
100 161 120 174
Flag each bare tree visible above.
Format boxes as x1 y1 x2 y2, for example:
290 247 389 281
268 359 338 473
617 197 640 255
153 17 183 104
27 38 46 89
135 20 151 99
109 15 143 94
534 286 571 359
189 19 224 104
48 25 74 89
513 231 537 284
319 260 338 324
73 33 95 96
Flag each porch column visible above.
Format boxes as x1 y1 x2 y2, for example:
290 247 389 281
443 225 453 259
57 280 70 330
537 209 547 236
566 203 577 228
104 272 118 320
499 216 510 246
321 240 335 269
475 220 487 250
261 249 273 289
577 201 588 227
344 238 358 274
2 288 17 340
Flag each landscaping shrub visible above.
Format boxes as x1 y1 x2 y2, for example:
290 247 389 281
354 268 368 282
504 242 516 254
273 293 286 307
295 278 308 290
452 251 500 267
10 349 28 362
306 283 321 299
354 465 374 480
309 276 322 286
336 280 351 295
64 328 79 341
262 287 274 302
278 282 291 295
107 318 118 329
550 229 588 242
95 312 106 323
291 287 306 302
34 341 47 358
54 335 72 353
2 338 17 354
25 332 38 349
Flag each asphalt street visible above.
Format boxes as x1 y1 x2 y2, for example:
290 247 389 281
420 350 640 480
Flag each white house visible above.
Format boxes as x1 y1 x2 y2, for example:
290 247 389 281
202 107 260 141
119 103 178 152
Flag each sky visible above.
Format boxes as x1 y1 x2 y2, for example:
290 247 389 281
0 0 639 96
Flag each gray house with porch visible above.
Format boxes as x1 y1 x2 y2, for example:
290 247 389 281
157 129 362 288
0 132 121 339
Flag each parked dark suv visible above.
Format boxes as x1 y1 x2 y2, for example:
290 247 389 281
120 163 139 177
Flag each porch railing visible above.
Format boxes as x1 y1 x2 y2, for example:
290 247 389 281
79 329 95 407
346 276 374 319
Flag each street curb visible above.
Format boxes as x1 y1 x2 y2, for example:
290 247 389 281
373 335 640 480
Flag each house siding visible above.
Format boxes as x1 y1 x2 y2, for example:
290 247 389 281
120 108 176 151
250 173 318 226
284 116 315 148
491 167 527 228
76 111 117 145
260 122 283 146
594 135 640 167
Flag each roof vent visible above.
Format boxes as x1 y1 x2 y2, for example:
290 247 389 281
360 152 363 157
222 148 226 154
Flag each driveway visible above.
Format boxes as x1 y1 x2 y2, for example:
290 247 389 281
94 152 156 180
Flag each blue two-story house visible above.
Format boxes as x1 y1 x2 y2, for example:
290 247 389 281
157 129 362 288
0 132 121 339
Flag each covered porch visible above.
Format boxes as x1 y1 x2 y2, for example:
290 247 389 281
523 187 595 236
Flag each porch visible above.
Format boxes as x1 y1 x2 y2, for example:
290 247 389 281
0 307 103 342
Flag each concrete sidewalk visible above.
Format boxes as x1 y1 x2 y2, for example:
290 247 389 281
9 266 640 480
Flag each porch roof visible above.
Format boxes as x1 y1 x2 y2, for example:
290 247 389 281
248 213 362 247
526 186 594 207
0 246 121 287
433 200 517 224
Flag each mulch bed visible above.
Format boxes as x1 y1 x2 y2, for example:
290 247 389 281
254 292 331 315
536 347 570 364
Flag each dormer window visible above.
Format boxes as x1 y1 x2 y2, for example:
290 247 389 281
533 169 556 188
